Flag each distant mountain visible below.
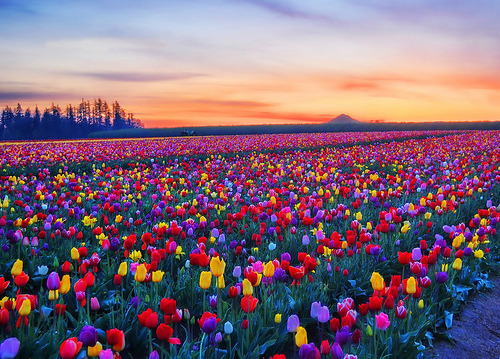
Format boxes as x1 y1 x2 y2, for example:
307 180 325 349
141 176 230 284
325 114 360 124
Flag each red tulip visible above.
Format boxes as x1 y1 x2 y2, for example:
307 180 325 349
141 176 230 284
107 328 125 351
59 337 83 359
156 323 181 344
241 295 258 313
138 308 158 329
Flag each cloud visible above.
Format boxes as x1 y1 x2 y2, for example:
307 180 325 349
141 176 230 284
242 0 333 22
73 71 208 82
0 90 72 101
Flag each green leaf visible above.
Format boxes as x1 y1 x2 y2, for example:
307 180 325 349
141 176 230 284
259 339 277 355
425 331 434 348
445 311 453 329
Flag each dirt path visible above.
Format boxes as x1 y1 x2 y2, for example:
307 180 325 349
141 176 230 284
427 275 500 359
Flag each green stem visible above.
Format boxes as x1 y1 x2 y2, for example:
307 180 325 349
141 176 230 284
199 333 206 359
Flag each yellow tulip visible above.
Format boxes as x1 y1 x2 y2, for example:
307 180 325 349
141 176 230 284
370 272 385 292
18 299 31 316
366 222 372 231
129 250 142 261
424 212 431 220
118 262 128 276
474 250 484 259
274 314 282 323
295 326 308 347
210 256 226 277
199 271 212 290
59 275 71 294
87 341 103 357
452 258 462 270
242 278 253 296
263 262 275 278
134 264 147 282
418 300 424 309
217 275 225 289
11 259 23 277
71 247 80 261
152 270 164 283
401 224 410 234
48 290 59 301
406 277 417 294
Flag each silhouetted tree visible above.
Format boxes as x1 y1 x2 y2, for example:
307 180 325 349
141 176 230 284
1 99 142 140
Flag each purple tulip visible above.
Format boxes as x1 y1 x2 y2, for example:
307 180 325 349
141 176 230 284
209 295 217 310
46 271 60 290
287 314 300 332
436 271 448 283
149 351 160 359
299 343 320 359
202 317 218 334
0 337 20 359
317 306 330 323
335 326 350 346
310 301 321 319
331 342 344 359
79 325 98 347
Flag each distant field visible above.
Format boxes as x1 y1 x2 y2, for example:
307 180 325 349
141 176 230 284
88 121 500 139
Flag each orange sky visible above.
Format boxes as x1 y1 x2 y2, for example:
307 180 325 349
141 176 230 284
1 1 499 127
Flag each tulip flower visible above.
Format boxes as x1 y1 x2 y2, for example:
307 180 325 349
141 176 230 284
199 271 212 290
160 297 177 315
295 326 308 347
0 277 9 297
91 297 100 311
375 312 391 330
156 323 181 344
152 270 164 283
370 272 385 292
287 314 300 332
138 308 159 329
241 295 258 313
59 275 71 294
59 337 83 359
118 262 128 276
452 258 462 270
46 271 60 290
87 342 102 357
405 277 417 294
11 259 23 277
317 341 329 357
99 349 113 359
299 343 320 359
197 312 219 334
0 337 20 359
224 321 234 334
331 342 344 359
134 264 147 282
79 325 98 347
210 256 226 277
71 248 80 261
106 328 125 351
242 278 253 296
263 261 275 278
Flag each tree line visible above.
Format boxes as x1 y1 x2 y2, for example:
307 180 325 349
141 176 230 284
0 99 143 140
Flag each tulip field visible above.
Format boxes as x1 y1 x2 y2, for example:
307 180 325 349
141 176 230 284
0 130 499 359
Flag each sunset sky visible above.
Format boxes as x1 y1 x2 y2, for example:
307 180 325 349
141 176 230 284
1 0 499 127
